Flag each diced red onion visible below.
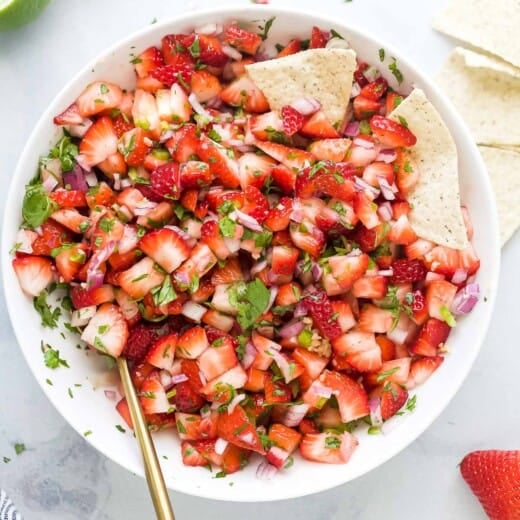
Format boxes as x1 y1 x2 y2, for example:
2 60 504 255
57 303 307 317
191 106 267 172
451 268 468 285
378 269 394 277
251 260 268 276
171 374 189 385
86 241 116 289
205 95 225 110
113 173 121 191
293 300 308 318
104 389 117 401
311 262 323 282
354 176 380 198
159 129 175 142
71 305 96 327
253 51 273 62
378 176 396 200
240 341 258 370
42 174 59 192
347 248 363 257
222 44 242 61
15 229 37 254
133 199 158 216
227 393 246 414
314 383 333 400
175 271 190 286
85 171 98 186
232 209 263 232
281 403 310 427
326 37 351 50
256 461 277 480
160 371 173 389
214 438 228 455
451 283 480 315
267 287 278 312
195 22 223 35
369 397 383 427
353 137 375 149
290 97 321 116
278 319 305 339
188 93 212 119
182 301 207 322
376 149 398 163
344 121 360 137
378 201 393 221
290 209 304 223
164 225 197 247
236 144 257 153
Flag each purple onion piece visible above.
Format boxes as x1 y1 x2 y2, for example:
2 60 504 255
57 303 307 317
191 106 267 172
63 164 89 193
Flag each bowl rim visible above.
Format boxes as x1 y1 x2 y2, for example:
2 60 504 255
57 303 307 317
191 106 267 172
1 3 501 502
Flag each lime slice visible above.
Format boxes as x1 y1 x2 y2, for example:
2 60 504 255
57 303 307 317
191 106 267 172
0 0 50 31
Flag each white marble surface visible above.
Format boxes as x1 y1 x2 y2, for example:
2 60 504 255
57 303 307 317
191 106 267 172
0 0 518 518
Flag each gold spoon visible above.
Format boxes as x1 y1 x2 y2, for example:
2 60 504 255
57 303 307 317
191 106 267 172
117 357 175 520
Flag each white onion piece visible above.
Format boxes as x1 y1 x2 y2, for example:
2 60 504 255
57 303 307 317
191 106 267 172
325 37 351 50
223 237 241 253
256 461 277 480
353 137 375 149
350 82 361 98
160 371 173 389
378 201 393 222
250 260 268 277
85 171 98 186
67 119 92 138
42 174 59 192
33 226 43 236
281 403 310 427
15 229 37 254
222 44 242 61
238 431 255 446
376 149 398 163
290 97 321 116
188 93 213 119
451 268 468 285
71 305 96 327
195 22 223 35
346 248 363 257
232 209 263 232
120 178 132 189
240 341 258 370
369 398 383 427
75 154 92 172
354 176 381 198
364 65 380 82
113 173 121 191
214 438 229 455
133 199 158 216
164 225 197 247
104 389 117 401
378 176 396 200
267 287 278 312
378 269 394 277
451 283 480 315
278 320 305 339
182 301 207 323
227 393 246 414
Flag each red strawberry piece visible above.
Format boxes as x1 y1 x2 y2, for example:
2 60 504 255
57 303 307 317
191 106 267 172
149 162 181 200
408 356 443 387
255 140 315 170
270 164 297 194
353 191 380 229
281 105 305 136
119 127 151 167
85 181 115 209
181 441 208 467
81 303 129 358
425 279 458 322
458 244 481 276
300 110 340 139
123 322 168 362
300 431 357 464
296 161 356 202
386 214 417 245
139 227 191 273
139 374 172 414
201 220 232 260
174 381 206 413
220 76 270 113
308 138 352 162
53 103 84 126
264 197 293 232
12 255 54 297
50 189 87 208
309 26 328 49
278 38 301 57
241 185 270 222
353 95 383 120
112 114 134 138
460 450 520 520
303 289 342 340
362 161 394 187
55 243 88 282
118 256 165 300
369 115 417 147
165 123 200 163
359 77 388 101
379 381 408 420
134 46 164 78
249 111 284 141
176 326 209 359
188 34 229 68
180 160 213 189
423 245 460 277
409 318 451 357
190 69 222 102
393 149 419 196
223 24 263 55
332 330 382 372
270 245 299 283
353 223 387 253
76 81 123 118
289 221 325 258
352 276 388 299
237 152 276 190
211 257 243 286
161 34 187 64
198 337 238 381
196 134 240 188
31 220 73 257
324 253 369 295
50 208 88 234
217 405 265 454
78 115 118 167
70 286 95 309
390 258 427 283
385 91 404 114
264 375 292 404
149 53 195 86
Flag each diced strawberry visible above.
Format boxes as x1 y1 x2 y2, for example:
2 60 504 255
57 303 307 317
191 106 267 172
191 438 224 467
365 357 411 388
81 303 128 357
369 115 417 148
196 134 240 188
385 91 404 114
190 69 222 102
281 105 305 136
309 26 328 48
90 212 124 250
173 381 206 413
296 162 356 202
116 398 134 429
131 89 161 137
220 76 269 113
426 280 458 322
243 367 267 392
30 220 73 257
308 138 351 162
302 289 342 340
221 444 251 474
300 110 340 139
175 243 217 288
264 197 293 231
393 149 419 196
193 34 229 67
139 374 172 414
458 244 480 276
223 24 262 55
386 214 417 245
147 162 180 200
145 333 177 371
202 364 247 401
278 38 301 57
97 151 127 178
270 245 299 284
353 96 383 120
360 77 388 101
124 322 169 362
134 46 164 78
117 256 165 300
292 347 329 380
50 189 87 208
274 281 301 307
405 238 435 260
217 405 265 454
85 182 115 209
378 381 408 420
267 422 301 460
270 164 297 194
55 243 87 282
200 220 232 260
181 441 208 467
354 191 380 229
320 369 370 422
357 304 394 333
12 255 54 297
362 161 394 187
257 139 317 170
423 246 460 277
375 335 397 363
264 375 292 404
175 412 211 441
53 103 84 125
408 356 444 389
389 258 427 284
149 53 195 86
409 318 451 357
165 124 200 163
352 275 388 299
118 127 151 167
76 81 123 118
249 111 283 140
325 253 369 294
139 228 191 274
332 331 382 372
78 116 118 167
198 337 238 381
176 326 209 359
289 221 325 258
114 288 140 325
210 258 241 286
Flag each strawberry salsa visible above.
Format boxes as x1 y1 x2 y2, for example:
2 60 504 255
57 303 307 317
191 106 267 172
12 21 481 476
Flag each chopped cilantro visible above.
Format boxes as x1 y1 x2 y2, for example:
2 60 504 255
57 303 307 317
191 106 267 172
33 291 61 328
376 366 400 383
325 436 341 449
188 37 201 58
378 48 385 62
3 457 11 463
217 200 236 215
228 279 270 331
208 128 222 143
22 183 56 229
330 29 344 40
115 424 126 433
258 16 275 41
83 430 93 437
14 443 25 455
151 276 177 307
397 116 408 128
406 395 417 412
48 135 78 172
388 58 404 84
42 344 69 369
215 470 227 479
359 120 372 135
368 426 381 435
440 305 457 327
219 216 236 238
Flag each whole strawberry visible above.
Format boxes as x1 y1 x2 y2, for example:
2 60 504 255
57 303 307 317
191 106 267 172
460 450 520 519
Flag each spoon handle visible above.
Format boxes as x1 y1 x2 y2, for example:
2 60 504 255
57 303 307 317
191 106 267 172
117 357 175 520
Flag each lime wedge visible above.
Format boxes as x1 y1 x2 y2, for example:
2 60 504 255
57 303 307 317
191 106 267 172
0 0 50 31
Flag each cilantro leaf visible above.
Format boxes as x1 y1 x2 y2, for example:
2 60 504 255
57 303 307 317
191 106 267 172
43 345 69 369
22 183 56 229
229 279 270 330
33 292 61 328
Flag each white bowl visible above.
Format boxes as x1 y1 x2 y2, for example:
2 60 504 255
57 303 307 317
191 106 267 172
1 4 500 502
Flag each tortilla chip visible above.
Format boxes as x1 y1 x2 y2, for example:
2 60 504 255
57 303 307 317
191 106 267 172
389 88 469 250
246 49 356 125
432 0 520 68
478 146 520 245
436 47 520 147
